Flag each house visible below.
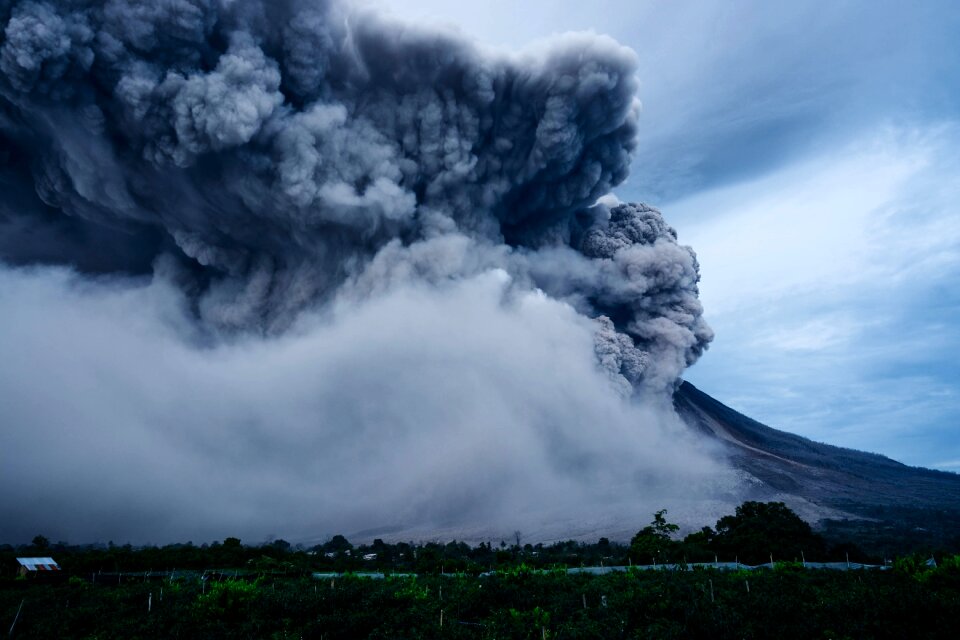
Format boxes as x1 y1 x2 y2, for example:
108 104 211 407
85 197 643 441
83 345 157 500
16 557 60 576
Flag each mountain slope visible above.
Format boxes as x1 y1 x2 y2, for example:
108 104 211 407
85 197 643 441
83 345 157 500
334 381 957 548
675 380 960 549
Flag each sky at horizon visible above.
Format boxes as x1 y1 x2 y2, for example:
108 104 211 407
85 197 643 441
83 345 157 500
376 0 960 470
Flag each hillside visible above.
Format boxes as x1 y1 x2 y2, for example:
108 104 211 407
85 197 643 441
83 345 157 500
675 381 960 550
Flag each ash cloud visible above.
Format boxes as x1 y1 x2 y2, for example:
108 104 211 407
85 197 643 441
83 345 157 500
0 0 640 330
0 0 728 542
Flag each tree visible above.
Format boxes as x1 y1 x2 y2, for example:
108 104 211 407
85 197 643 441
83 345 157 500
324 534 353 553
651 510 680 538
630 509 680 562
681 527 718 562
711 501 827 564
270 539 291 554
31 535 50 550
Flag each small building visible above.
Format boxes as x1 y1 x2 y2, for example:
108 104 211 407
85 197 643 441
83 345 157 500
16 557 61 576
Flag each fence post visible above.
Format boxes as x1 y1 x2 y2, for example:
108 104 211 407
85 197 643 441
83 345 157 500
8 599 24 638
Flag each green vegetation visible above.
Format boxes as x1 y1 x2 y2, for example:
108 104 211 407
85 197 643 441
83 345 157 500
629 509 680 563
3 502 959 638
3 564 960 638
687 501 828 565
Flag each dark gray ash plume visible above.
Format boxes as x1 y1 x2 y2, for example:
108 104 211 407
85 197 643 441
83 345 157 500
0 0 710 393
576 202 714 392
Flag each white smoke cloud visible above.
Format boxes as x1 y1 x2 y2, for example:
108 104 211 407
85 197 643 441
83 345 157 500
0 264 735 543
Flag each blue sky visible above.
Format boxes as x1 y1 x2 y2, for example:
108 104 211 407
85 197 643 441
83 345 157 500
377 0 960 469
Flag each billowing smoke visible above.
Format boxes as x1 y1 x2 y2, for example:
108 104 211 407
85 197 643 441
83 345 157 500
0 0 729 543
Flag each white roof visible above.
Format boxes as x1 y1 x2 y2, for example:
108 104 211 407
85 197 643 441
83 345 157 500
16 557 60 570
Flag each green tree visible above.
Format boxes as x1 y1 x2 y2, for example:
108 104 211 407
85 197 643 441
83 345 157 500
680 526 718 562
711 501 827 564
630 509 680 563
222 536 242 549
324 534 353 553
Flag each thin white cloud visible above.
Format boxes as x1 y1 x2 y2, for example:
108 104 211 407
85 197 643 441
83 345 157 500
672 126 943 314
750 314 867 353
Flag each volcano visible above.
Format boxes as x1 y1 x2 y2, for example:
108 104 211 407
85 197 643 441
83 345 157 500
675 381 960 551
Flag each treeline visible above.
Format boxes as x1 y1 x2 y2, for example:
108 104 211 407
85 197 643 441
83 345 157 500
2 502 952 577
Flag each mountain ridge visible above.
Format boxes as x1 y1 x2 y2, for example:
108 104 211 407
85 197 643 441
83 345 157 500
675 380 960 551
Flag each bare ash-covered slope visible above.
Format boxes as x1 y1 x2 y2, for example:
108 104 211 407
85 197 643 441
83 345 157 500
675 380 960 545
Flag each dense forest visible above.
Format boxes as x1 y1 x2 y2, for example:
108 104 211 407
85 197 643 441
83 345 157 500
3 502 960 638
